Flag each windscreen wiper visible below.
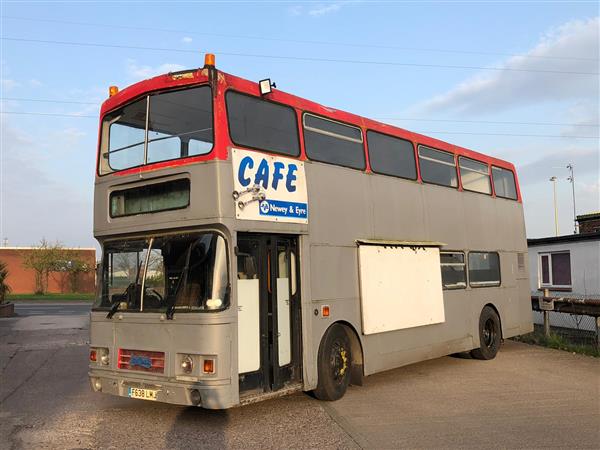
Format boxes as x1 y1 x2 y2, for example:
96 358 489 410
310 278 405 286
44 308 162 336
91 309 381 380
106 301 120 319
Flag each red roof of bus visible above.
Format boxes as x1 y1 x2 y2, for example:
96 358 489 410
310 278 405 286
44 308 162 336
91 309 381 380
99 67 521 199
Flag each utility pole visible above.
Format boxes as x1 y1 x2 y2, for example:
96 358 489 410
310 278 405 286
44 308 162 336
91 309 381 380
566 164 577 234
549 176 559 236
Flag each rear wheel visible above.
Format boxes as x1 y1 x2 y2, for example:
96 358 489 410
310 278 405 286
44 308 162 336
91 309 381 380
313 324 352 401
471 306 501 360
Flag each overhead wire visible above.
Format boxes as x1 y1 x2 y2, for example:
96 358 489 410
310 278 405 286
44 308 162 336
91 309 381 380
2 98 598 128
1 111 597 139
2 15 597 62
2 36 598 76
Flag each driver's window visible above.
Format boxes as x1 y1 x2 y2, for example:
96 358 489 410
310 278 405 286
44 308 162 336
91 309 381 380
107 248 147 305
144 248 165 298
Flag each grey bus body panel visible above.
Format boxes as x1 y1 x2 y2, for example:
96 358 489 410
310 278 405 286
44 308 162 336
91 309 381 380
92 153 531 407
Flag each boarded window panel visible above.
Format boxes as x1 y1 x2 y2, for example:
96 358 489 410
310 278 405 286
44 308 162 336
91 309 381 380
367 131 417 180
551 253 571 286
303 114 365 169
492 166 518 200
468 252 501 286
358 245 445 334
459 157 491 194
418 146 458 187
226 91 300 156
540 254 550 284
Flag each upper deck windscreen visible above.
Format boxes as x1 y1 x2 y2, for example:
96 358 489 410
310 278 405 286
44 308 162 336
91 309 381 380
99 85 213 174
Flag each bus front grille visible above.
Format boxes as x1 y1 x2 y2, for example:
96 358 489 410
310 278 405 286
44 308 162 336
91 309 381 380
117 349 165 374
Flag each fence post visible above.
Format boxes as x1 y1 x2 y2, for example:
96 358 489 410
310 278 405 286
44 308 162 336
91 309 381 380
543 288 550 337
596 316 600 350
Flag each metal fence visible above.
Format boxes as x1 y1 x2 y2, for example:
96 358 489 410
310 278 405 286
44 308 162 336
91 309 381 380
531 291 600 349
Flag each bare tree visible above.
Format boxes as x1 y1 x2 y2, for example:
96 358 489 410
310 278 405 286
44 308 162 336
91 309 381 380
21 239 65 295
0 260 11 303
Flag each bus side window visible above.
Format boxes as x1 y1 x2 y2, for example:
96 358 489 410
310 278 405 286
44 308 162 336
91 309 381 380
440 252 467 289
418 145 458 188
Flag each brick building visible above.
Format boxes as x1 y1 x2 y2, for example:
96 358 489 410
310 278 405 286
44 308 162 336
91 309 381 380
0 247 96 295
577 212 600 234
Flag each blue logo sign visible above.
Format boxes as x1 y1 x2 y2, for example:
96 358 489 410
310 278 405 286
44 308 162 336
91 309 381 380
259 200 308 219
130 355 152 369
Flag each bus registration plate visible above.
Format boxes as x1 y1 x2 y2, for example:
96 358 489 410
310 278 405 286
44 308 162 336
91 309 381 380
128 387 158 401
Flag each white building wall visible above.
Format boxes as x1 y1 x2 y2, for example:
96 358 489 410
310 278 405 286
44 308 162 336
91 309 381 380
528 239 600 332
528 240 600 296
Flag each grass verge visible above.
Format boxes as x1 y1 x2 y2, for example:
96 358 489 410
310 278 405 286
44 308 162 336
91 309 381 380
513 331 600 357
7 293 94 302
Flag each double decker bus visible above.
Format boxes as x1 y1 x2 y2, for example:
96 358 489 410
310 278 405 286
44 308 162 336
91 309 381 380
89 54 532 408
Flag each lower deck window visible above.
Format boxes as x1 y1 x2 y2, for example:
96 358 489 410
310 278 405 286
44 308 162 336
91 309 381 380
468 252 500 287
440 252 466 289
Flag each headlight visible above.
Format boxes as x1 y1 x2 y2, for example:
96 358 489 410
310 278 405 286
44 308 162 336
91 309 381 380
181 355 193 374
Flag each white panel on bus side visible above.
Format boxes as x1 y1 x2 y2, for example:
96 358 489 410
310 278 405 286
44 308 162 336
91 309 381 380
358 245 445 334
237 279 261 373
277 278 291 366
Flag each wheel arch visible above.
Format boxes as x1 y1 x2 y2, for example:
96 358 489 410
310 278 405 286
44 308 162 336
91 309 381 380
333 320 364 386
482 302 504 339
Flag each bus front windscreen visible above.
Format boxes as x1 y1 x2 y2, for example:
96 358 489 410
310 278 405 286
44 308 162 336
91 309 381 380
99 85 213 174
94 232 229 313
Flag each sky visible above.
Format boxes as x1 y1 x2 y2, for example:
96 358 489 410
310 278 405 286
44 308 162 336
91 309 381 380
0 0 598 250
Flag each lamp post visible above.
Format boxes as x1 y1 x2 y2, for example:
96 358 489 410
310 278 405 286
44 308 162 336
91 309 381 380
549 176 559 236
566 164 577 234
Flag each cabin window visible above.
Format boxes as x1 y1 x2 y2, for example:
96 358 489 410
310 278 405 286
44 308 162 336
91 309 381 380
492 166 518 200
539 252 571 288
226 91 300 157
440 252 466 289
367 131 417 180
459 157 491 194
303 113 365 170
418 146 458 188
109 179 191 218
468 252 501 287
101 85 213 174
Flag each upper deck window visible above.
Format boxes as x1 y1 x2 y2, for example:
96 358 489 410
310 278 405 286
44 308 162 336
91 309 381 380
100 86 213 175
492 166 518 200
226 91 300 157
303 114 365 170
367 131 416 180
418 145 458 188
459 157 491 194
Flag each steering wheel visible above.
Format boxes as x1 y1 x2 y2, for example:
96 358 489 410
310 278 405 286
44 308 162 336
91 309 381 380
146 288 164 302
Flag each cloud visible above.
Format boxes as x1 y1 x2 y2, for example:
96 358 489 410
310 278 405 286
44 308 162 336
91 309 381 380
29 79 43 87
417 17 599 116
181 36 193 44
1 79 20 90
308 2 343 16
560 100 599 137
517 147 599 187
0 119 94 247
288 5 303 16
126 60 187 79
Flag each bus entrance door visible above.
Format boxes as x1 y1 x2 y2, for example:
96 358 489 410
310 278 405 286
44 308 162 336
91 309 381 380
237 234 302 396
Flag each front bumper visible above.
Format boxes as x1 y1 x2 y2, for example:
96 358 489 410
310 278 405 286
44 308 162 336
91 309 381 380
89 370 235 409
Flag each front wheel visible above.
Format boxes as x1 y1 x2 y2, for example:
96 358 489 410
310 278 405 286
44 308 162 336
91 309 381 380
313 324 352 401
471 306 501 360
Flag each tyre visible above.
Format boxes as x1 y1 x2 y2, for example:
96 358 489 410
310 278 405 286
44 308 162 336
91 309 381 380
313 324 352 401
470 306 502 360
